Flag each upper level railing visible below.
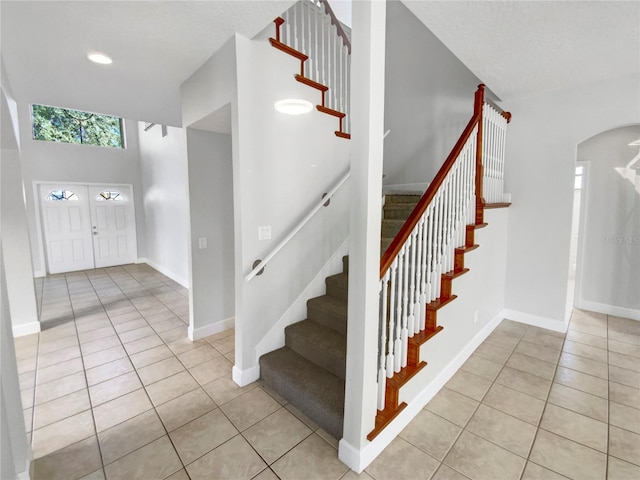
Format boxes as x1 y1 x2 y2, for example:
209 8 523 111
376 85 511 410
245 170 350 282
277 0 351 133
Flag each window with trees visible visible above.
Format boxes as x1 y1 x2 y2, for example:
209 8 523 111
31 104 125 148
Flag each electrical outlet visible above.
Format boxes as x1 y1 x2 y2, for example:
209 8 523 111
474 310 479 324
198 237 207 249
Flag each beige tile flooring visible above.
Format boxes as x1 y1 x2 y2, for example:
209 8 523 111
13 265 640 479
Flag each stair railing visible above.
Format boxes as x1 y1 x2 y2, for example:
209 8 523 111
277 0 351 133
245 170 350 282
375 85 511 411
481 99 511 203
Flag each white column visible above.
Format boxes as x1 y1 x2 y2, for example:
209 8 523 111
339 0 386 473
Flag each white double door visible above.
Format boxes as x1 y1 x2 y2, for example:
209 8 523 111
40 183 138 274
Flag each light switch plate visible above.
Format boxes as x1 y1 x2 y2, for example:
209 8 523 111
258 226 272 240
198 237 207 249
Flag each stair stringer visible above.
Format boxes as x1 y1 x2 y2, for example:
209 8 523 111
340 207 510 472
255 239 349 361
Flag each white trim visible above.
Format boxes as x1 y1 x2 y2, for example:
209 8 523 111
33 270 46 278
188 317 235 341
576 300 640 321
232 364 260 387
255 239 349 359
338 311 504 473
382 182 428 194
16 457 31 480
12 321 41 337
143 258 190 288
502 308 568 333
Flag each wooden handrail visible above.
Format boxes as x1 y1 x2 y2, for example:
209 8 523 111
380 113 481 278
318 0 351 54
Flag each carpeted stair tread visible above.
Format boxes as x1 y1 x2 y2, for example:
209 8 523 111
381 219 406 238
326 272 349 302
286 320 346 379
383 203 418 220
260 347 345 438
307 295 347 334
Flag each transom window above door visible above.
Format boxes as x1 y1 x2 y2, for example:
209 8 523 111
45 190 78 201
95 190 125 201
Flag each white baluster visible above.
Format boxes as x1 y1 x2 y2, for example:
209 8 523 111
386 260 397 378
407 232 416 338
378 275 388 410
394 250 403 373
401 242 410 368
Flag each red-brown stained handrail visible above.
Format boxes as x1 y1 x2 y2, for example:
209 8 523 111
318 0 351 54
380 114 482 278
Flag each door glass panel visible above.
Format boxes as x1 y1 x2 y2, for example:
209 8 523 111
46 190 78 201
95 190 125 201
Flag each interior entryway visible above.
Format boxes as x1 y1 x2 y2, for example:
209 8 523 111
39 183 137 274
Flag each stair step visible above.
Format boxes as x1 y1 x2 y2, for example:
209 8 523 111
383 203 417 220
342 255 349 274
260 347 344 438
335 131 351 139
326 272 349 302
295 74 328 92
286 320 346 379
269 38 308 63
317 105 346 118
384 194 422 204
381 219 406 238
307 295 347 334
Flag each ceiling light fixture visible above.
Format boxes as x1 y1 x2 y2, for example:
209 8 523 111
274 99 313 115
87 52 113 65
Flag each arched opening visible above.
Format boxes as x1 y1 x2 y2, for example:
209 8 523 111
571 124 640 318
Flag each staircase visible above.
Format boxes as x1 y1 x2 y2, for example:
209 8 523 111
259 256 347 438
269 0 351 139
260 192 429 438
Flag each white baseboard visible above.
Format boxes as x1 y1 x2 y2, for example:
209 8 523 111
188 317 235 341
502 308 568 333
33 270 46 278
338 311 504 473
12 321 41 337
140 258 190 289
232 364 260 387
255 239 349 359
576 300 640 321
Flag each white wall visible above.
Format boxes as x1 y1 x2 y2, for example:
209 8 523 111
2 61 39 336
576 125 640 318
1 148 38 335
383 0 488 191
1 245 31 480
232 32 351 381
138 124 190 287
503 74 640 329
14 108 147 276
186 128 235 337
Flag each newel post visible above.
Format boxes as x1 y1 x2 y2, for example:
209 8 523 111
474 84 485 222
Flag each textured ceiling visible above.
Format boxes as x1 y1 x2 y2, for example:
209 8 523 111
404 0 640 100
1 0 295 125
2 1 638 125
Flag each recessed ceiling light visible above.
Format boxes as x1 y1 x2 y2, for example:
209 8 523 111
87 52 113 65
274 99 313 115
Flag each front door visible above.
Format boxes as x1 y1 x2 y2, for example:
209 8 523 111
39 183 138 274
88 186 137 268
40 185 95 274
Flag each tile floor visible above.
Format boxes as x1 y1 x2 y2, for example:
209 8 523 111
13 265 640 480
